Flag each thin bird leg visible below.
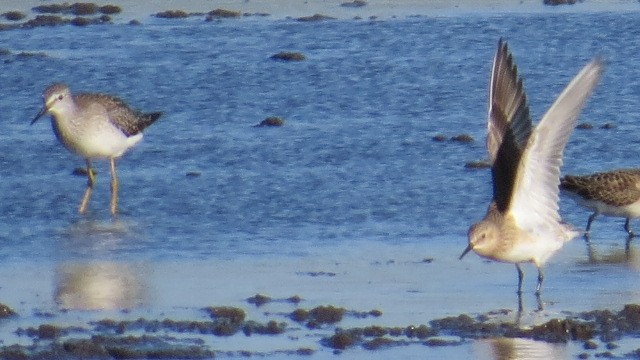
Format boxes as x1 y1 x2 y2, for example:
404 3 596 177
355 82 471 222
586 212 598 232
110 157 118 216
516 264 524 295
624 218 634 237
535 267 544 295
79 159 95 214
535 292 544 311
516 292 523 315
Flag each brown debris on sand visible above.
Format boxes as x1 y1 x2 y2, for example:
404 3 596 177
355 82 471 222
247 293 272 306
296 14 336 22
450 134 474 143
544 0 579 5
341 0 368 8
255 117 286 127
270 52 306 62
206 8 242 20
2 301 640 358
154 10 190 19
290 305 346 328
0 2 122 30
0 303 16 318
464 160 491 169
2 11 26 21
32 3 121 16
204 306 246 323
22 15 68 27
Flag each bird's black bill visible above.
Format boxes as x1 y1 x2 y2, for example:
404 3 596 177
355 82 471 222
31 106 48 125
459 244 473 260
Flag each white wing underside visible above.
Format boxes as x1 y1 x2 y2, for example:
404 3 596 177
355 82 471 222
509 59 603 238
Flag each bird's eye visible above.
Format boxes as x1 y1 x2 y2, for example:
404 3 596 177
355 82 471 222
58 94 64 100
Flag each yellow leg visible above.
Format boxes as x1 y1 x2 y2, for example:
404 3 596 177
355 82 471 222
110 158 118 216
79 159 95 214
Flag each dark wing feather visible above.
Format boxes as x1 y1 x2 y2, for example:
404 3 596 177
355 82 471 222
487 39 533 212
490 106 524 212
75 93 162 136
486 39 533 164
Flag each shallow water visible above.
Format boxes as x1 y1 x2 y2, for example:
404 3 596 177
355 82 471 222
2 7 640 359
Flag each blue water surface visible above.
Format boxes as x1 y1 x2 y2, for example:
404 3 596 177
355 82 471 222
1 10 640 358
2 12 638 263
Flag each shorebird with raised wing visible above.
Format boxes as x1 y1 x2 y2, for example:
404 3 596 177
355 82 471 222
460 39 603 295
561 169 640 236
32 83 162 215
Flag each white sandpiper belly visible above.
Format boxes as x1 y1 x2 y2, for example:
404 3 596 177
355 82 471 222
571 194 640 219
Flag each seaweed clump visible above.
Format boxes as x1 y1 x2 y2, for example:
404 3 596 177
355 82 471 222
154 10 190 19
465 160 491 169
16 3 120 29
296 14 336 22
290 305 346 329
22 15 68 28
70 15 111 26
255 117 285 127
271 52 306 62
247 293 272 306
450 134 474 143
341 1 368 7
323 324 436 350
544 0 579 5
0 303 16 318
203 306 246 336
524 318 595 343
242 320 286 336
206 8 241 21
2 11 26 21
32 3 121 16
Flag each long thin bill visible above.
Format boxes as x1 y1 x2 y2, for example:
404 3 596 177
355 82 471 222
31 106 48 125
459 244 473 260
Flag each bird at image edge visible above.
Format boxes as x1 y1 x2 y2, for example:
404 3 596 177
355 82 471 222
560 169 640 237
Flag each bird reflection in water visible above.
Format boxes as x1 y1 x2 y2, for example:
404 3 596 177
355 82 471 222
473 337 568 360
56 217 147 310
55 261 147 310
582 234 640 270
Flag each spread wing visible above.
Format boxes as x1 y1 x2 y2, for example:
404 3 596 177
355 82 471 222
487 39 532 163
487 39 533 212
510 58 603 234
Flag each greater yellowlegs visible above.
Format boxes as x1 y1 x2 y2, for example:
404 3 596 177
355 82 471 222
32 83 162 215
459 39 602 295
561 169 640 236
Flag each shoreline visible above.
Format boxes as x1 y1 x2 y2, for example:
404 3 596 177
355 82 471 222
1 0 640 23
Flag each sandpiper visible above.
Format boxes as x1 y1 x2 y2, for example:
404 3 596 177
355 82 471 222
561 169 640 236
32 83 162 215
459 39 602 295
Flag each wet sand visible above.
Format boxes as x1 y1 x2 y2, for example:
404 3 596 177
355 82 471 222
1 238 640 358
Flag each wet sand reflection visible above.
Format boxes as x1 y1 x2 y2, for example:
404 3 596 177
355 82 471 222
55 261 148 310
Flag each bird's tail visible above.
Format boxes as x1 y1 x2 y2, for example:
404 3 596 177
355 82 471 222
139 112 162 130
560 221 580 242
